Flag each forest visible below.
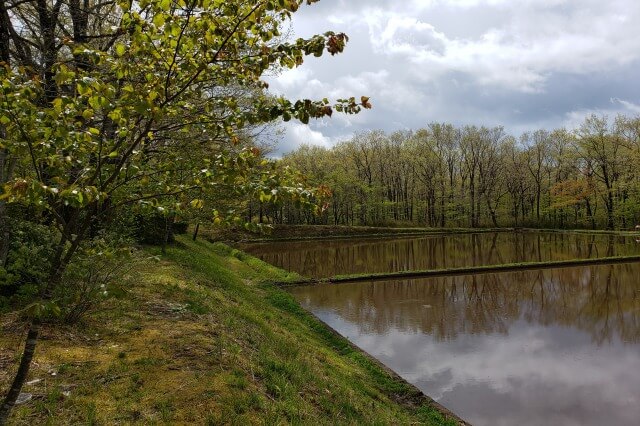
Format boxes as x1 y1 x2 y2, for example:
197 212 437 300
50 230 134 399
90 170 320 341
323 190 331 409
268 115 640 230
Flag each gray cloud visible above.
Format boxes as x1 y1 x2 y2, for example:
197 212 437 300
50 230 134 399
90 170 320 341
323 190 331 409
267 0 640 154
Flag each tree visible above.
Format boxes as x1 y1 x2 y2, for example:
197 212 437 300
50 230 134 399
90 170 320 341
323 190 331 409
477 126 507 227
409 129 439 225
574 115 624 229
0 0 369 421
523 130 551 223
460 126 486 227
428 123 459 227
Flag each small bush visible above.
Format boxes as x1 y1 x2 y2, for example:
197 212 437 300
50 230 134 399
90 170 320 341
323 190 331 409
0 219 57 311
173 221 189 234
55 235 140 323
133 213 188 244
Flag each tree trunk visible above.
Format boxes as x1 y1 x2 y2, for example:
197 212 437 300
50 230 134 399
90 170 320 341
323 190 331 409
0 7 12 265
469 173 476 228
0 143 16 268
161 217 168 254
0 321 40 425
536 184 541 223
0 196 10 268
586 198 595 229
439 181 446 227
606 189 615 230
192 222 200 241
0 237 70 424
486 198 498 227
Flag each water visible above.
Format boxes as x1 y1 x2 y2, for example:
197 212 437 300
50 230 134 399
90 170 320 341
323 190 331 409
290 264 640 426
238 232 640 279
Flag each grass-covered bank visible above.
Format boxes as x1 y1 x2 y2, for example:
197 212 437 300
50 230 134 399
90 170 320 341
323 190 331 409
0 237 462 425
198 224 510 242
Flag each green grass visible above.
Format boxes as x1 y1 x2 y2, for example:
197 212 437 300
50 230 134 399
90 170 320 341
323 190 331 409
0 236 461 425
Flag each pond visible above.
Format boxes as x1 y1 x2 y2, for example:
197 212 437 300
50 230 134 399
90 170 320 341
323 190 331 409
237 231 640 279
290 263 640 426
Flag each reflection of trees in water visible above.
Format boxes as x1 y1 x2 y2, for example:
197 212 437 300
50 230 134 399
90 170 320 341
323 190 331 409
295 264 640 344
242 233 640 278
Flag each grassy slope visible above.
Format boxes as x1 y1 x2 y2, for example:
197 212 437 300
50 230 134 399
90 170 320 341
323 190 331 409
0 237 457 425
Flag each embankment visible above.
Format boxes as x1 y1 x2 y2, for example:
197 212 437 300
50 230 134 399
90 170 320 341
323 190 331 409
0 237 463 425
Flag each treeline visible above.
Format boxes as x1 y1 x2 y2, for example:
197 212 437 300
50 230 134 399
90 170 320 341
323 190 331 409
261 114 640 230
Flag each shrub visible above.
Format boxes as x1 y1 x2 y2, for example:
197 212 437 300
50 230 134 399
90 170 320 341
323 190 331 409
134 213 177 245
173 221 189 235
0 219 57 311
55 235 140 323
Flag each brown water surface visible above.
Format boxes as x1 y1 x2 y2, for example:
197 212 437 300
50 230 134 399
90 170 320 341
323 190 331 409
237 232 640 278
290 264 640 426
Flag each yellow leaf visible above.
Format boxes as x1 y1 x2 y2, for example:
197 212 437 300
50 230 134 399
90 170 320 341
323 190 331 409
52 98 63 114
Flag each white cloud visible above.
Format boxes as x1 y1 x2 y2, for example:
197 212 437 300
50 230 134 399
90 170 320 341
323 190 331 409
562 98 640 129
288 122 331 146
269 68 399 133
271 67 314 91
275 122 332 155
612 98 640 114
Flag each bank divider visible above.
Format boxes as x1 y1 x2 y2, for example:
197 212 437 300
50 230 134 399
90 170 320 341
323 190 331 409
231 227 510 243
278 255 640 287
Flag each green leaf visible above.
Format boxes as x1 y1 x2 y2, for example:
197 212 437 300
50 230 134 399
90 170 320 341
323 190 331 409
153 13 166 27
115 44 126 57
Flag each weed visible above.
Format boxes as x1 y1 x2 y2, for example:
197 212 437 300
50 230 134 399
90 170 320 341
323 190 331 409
154 398 175 422
85 402 98 425
416 405 461 426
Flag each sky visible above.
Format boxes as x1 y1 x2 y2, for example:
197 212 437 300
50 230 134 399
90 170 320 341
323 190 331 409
265 0 640 155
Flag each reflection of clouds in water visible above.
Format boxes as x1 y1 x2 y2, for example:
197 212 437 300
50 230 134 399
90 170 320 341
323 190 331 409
315 314 640 426
294 265 640 426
